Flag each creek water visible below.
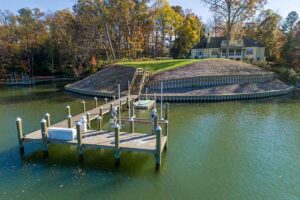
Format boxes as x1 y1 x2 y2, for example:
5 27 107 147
0 83 299 200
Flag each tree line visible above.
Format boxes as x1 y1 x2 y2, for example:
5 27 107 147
0 0 299 78
0 0 203 78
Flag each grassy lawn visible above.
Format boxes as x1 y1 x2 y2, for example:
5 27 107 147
118 59 202 72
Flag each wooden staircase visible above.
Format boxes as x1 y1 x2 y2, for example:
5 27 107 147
131 68 152 96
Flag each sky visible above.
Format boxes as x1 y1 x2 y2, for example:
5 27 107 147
0 0 300 23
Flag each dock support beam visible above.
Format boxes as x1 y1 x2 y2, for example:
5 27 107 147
16 118 24 155
76 122 83 161
114 123 120 166
155 126 162 169
40 119 48 158
82 101 86 113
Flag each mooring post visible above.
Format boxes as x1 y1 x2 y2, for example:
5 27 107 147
40 119 48 158
100 107 103 118
155 126 162 169
67 115 72 128
130 100 135 117
97 116 102 131
76 122 83 161
66 105 71 116
16 118 24 155
119 99 122 112
82 101 86 113
129 117 135 133
110 103 113 112
45 113 51 128
152 108 158 135
113 95 116 101
86 112 90 130
114 123 120 166
164 103 169 150
105 98 108 104
126 97 129 109
94 97 98 108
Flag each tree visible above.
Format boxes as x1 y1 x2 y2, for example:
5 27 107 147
281 11 299 63
201 0 266 58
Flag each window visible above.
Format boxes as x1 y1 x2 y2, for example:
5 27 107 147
246 49 253 55
196 50 203 57
236 50 242 56
211 50 219 56
229 50 234 56
222 50 226 56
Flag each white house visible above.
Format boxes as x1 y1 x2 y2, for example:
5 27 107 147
191 36 266 62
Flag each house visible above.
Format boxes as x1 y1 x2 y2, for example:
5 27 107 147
191 36 265 62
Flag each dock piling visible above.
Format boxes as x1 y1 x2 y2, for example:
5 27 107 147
129 117 135 133
155 126 162 169
40 119 48 157
94 97 98 108
66 105 71 116
45 113 51 128
67 115 72 128
82 101 86 113
105 98 108 104
114 123 120 166
76 122 83 161
97 116 102 131
86 112 91 129
16 118 24 155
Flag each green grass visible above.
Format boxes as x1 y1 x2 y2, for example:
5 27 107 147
118 59 202 72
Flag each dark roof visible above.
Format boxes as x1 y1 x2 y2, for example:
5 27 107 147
193 37 264 49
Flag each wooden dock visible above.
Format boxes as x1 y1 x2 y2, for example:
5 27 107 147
16 95 169 169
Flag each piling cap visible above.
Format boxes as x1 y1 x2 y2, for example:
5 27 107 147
66 105 70 109
97 116 102 120
45 113 50 117
94 97 97 100
156 126 162 131
16 117 22 122
76 121 82 126
114 123 120 129
82 100 85 103
41 119 47 124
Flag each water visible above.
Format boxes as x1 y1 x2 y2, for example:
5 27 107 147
0 83 299 200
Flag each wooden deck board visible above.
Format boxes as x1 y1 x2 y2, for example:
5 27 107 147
26 130 166 153
23 96 138 142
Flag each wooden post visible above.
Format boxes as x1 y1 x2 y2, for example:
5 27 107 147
45 113 51 128
114 123 120 166
105 98 108 104
100 107 103 118
67 115 72 128
113 95 116 101
16 118 24 155
76 122 83 161
163 103 169 150
82 101 86 113
40 119 48 157
97 116 102 131
155 126 162 169
129 117 135 133
110 103 113 112
86 112 90 130
94 97 98 108
66 105 71 116
126 97 129 109
152 109 158 135
130 100 135 117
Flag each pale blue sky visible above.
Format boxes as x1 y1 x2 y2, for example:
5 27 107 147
0 0 299 22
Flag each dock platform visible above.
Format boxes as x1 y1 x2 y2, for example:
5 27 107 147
16 95 169 169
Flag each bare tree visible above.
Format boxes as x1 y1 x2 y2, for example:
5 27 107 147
201 0 267 58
